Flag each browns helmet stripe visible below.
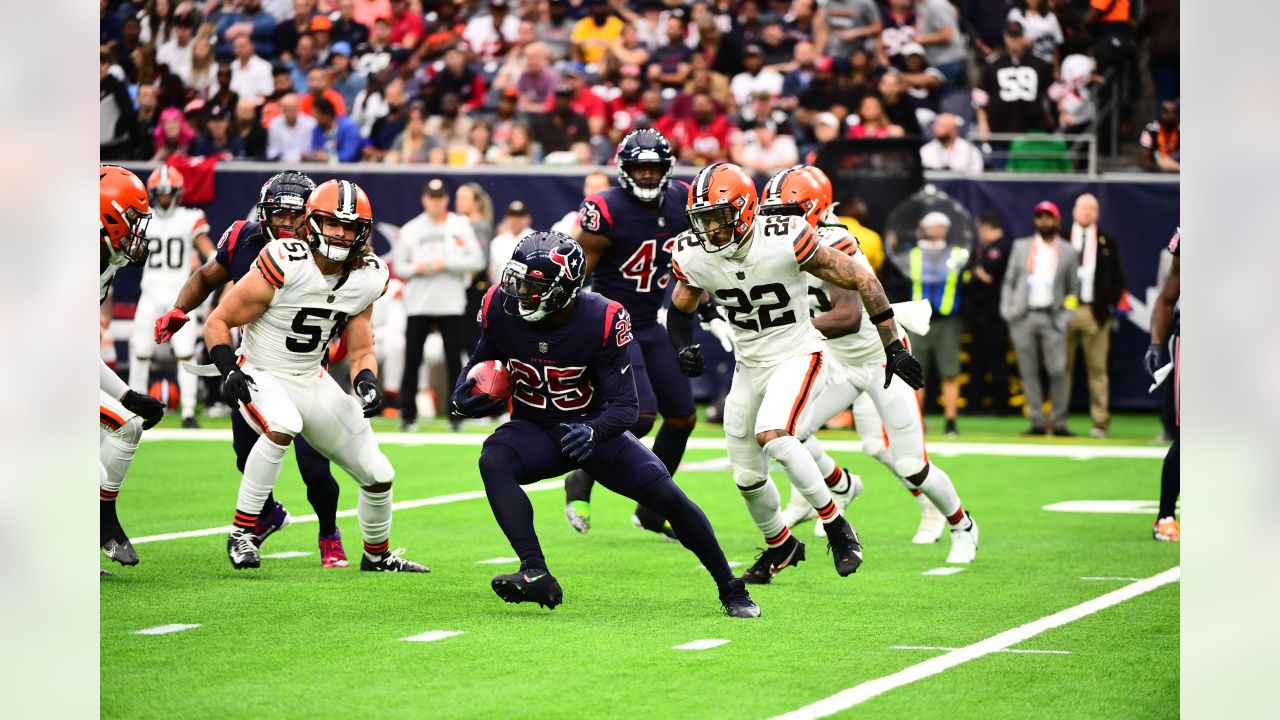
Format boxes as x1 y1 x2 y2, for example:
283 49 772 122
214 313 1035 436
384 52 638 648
764 167 792 201
693 162 722 205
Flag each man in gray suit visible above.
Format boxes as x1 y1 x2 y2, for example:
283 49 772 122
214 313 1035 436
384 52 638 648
999 201 1080 436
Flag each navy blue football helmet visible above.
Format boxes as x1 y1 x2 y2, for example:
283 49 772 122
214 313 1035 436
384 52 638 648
500 231 587 322
616 128 674 201
257 170 316 241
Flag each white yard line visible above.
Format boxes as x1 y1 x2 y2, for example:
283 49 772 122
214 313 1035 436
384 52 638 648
772 566 1180 720
132 479 563 545
401 630 464 643
142 430 1164 460
261 551 313 559
476 557 520 565
133 624 200 636
892 645 1071 655
922 567 966 576
673 639 730 651
1080 576 1142 581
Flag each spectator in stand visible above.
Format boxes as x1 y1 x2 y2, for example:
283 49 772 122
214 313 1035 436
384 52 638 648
274 0 318 59
233 97 268 159
801 111 842 164
1140 0 1179 114
966 209 1013 415
554 65 607 136
731 119 799 174
157 12 196 77
364 79 410 160
488 87 521 146
796 54 854 127
488 201 534 285
388 0 425 49
463 0 519 62
1139 100 1180 173
331 0 371 48
328 43 367 111
571 0 624 65
757 15 797 68
259 64 295 125
214 0 278 58
1065 193 1126 439
671 92 734 165
306 96 362 162
607 65 647 139
730 45 784 107
300 67 348 117
648 13 693 90
824 0 882 60
452 120 495 165
532 85 591 154
180 35 219 99
1007 0 1063 66
111 16 143 81
914 0 968 90
101 49 137 161
287 34 321 91
229 35 274 101
972 19 1053 158
738 89 784 132
386 102 443 163
355 16 395 77
351 0 392 30
486 121 539 164
425 93 474 150
958 0 1018 61
266 92 317 162
428 48 487 114
788 0 829 52
193 103 243 157
848 95 904 138
130 85 162 160
879 0 918 68
919 113 984 173
152 106 196 161
1048 54 1096 133
608 20 651 70
491 21 538 93
209 65 242 114
538 0 576 62
309 15 336 65
136 0 176 46
899 43 944 115
514 42 558 114
878 70 924 136
694 9 745 78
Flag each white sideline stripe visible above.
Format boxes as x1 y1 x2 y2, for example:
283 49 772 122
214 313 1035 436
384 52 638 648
141 430 1164 459
402 630 464 643
132 479 563 544
262 551 313 559
476 557 520 565
1081 576 1141 581
772 566 1180 720
922 567 965 576
892 645 1071 655
674 639 730 651
692 561 743 570
134 624 200 636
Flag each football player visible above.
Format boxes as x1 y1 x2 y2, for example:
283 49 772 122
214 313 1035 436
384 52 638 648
158 172 345 568
1144 228 1180 542
203 178 427 572
764 167 978 562
667 162 925 584
562 129 706 538
128 166 213 428
100 165 167 569
451 231 759 618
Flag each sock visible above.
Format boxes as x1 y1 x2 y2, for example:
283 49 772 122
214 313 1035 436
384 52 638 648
804 435 838 478
564 468 595 504
911 463 963 520
297 447 341 536
763 435 833 512
651 421 694 476
479 445 547 571
128 356 150 393
764 527 792 548
358 487 393 557
1158 437 1179 519
823 466 851 494
946 506 972 529
100 417 141 499
738 479 787 543
235 436 288 530
945 418 958 433
177 362 198 419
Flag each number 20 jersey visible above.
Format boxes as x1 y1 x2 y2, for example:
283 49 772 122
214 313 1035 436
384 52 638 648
239 239 389 375
671 215 826 367
139 206 210 296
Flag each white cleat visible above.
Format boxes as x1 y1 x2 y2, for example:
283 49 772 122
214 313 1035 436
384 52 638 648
815 471 863 537
945 513 979 564
782 495 817 529
912 493 947 544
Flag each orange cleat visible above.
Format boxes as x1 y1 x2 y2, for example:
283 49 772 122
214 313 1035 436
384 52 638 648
1152 517 1180 542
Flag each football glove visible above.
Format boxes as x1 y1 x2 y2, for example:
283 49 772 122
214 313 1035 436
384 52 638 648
1143 343 1170 379
450 378 506 419
559 423 597 463
676 344 707 377
154 308 190 344
354 368 383 418
884 339 924 390
121 390 166 430
221 367 257 405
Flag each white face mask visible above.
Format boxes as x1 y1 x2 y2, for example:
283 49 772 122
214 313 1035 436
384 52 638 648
318 239 352 262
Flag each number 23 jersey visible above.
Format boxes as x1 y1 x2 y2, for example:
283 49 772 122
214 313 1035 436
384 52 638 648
671 214 826 367
240 239 389 375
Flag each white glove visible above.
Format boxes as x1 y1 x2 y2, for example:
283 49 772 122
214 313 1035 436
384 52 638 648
702 317 735 352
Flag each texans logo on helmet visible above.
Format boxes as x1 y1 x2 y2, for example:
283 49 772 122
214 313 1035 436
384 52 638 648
550 247 583 280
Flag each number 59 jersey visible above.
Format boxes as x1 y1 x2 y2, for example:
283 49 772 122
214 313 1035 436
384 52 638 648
240 239 390 375
671 214 826 367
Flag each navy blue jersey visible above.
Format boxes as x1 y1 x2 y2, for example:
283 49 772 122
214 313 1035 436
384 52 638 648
214 220 270 282
577 181 690 328
460 287 639 439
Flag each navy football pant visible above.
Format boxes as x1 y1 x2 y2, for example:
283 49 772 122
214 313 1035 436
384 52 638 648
232 409 341 536
481 420 735 585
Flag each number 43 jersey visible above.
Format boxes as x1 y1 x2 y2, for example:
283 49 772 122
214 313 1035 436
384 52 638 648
671 214 826 367
240 239 390 375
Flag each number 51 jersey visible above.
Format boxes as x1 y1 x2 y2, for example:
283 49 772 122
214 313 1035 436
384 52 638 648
240 239 390 375
671 214 826 367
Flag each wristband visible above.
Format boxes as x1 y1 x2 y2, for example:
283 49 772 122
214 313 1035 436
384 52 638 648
869 308 895 325
696 302 722 322
210 344 239 375
354 368 377 386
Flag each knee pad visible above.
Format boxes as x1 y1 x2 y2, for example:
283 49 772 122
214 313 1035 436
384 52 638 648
356 445 395 486
893 457 927 482
734 473 769 493
111 416 143 447
630 413 656 439
479 444 521 481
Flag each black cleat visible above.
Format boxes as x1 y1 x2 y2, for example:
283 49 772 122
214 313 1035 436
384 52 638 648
718 578 761 618
181 416 200 429
101 501 139 566
360 548 430 573
492 569 564 609
741 536 806 585
101 538 139 566
632 504 678 542
227 528 261 569
825 517 864 576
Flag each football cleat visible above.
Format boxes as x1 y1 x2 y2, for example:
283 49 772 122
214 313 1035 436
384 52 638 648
632 505 678 542
492 569 564 609
741 536 806 585
181 416 200 429
101 537 139 566
565 500 591 534
227 529 261 569
815 471 864 538
251 501 291 548
319 531 349 568
781 495 817 529
825 516 864 576
945 512 979 564
912 493 947 544
1152 516 1180 542
361 547 430 573
718 578 761 618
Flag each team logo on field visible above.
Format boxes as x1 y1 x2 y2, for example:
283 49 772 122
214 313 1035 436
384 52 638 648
538 341 549 353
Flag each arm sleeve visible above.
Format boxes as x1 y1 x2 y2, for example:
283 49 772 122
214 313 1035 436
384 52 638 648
100 358 130 400
666 303 696 349
589 305 639 439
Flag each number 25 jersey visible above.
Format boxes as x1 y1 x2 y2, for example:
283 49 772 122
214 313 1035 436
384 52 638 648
240 239 390 375
671 214 826 367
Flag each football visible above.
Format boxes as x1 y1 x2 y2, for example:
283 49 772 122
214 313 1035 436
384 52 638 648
467 359 513 399
148 379 181 410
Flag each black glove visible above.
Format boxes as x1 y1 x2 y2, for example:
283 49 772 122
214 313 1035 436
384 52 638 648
354 368 383 418
450 378 507 419
676 344 706 377
559 423 597 463
210 344 256 405
1143 342 1170 379
884 339 924 390
121 390 165 430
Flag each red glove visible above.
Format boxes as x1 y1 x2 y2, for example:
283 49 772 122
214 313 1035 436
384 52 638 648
154 308 190 343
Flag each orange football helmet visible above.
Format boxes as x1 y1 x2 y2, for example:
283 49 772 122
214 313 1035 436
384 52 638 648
305 178 373 263
760 166 827 228
686 162 758 253
100 164 152 264
146 165 185 216
796 165 834 221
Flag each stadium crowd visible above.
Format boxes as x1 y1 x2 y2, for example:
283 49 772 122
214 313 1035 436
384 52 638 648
100 0 1179 174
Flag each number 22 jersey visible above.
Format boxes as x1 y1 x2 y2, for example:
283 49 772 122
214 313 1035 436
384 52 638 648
239 239 389 375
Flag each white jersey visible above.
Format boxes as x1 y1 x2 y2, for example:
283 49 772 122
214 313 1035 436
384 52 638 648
100 256 123 304
138 206 210 295
806 225 884 367
240 239 390 375
671 214 825 367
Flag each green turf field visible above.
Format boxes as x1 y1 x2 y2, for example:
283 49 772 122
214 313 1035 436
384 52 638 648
102 417 1178 719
